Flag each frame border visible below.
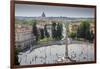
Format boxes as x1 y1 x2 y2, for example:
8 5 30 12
10 0 96 68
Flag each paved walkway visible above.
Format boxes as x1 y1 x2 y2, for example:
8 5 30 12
18 41 94 65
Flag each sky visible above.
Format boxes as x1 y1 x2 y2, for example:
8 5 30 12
15 4 95 18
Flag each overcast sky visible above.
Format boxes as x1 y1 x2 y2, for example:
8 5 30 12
15 4 95 18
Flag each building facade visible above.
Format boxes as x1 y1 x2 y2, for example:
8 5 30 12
15 24 36 50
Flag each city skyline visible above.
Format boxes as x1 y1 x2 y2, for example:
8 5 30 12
15 4 95 18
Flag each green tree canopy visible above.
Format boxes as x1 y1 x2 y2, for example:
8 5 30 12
77 20 93 41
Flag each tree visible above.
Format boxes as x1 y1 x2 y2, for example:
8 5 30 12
89 30 94 42
68 32 76 39
51 22 57 39
44 25 50 38
15 48 20 65
23 20 27 24
32 20 39 41
77 21 91 41
56 23 63 40
40 28 45 39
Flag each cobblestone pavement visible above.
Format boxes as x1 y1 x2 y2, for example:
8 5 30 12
18 42 94 65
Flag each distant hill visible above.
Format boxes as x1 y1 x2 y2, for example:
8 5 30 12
15 16 94 24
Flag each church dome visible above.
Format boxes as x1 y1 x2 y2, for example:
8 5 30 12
42 12 46 17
